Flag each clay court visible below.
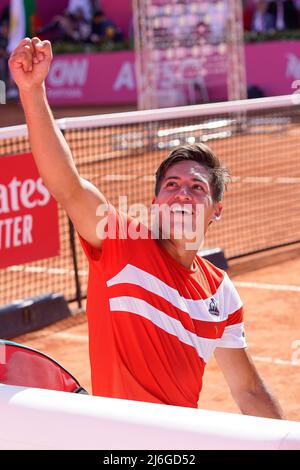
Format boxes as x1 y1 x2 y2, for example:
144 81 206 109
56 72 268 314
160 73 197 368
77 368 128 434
1 101 300 422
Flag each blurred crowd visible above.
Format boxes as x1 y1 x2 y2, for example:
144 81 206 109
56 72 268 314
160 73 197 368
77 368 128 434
151 0 300 52
36 7 124 45
1 0 300 96
0 0 124 63
244 0 300 32
0 0 124 94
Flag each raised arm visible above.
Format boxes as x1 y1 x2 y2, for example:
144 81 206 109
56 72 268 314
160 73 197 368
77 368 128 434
9 37 107 249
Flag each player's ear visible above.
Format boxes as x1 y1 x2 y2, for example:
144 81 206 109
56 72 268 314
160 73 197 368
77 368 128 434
212 202 223 221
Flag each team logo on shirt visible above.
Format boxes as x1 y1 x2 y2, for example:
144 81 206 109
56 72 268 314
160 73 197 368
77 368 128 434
208 298 220 316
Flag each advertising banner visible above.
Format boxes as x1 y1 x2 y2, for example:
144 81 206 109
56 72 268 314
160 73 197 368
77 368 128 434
246 40 300 97
0 153 59 268
46 51 137 106
45 41 300 106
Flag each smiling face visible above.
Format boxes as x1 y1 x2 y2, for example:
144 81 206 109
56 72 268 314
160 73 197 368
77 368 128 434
152 160 222 247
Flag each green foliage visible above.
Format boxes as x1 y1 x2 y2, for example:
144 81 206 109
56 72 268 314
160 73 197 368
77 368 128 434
52 39 133 55
245 29 300 43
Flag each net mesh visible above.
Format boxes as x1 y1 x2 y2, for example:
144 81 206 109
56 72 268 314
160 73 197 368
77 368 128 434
0 99 300 307
0 134 78 305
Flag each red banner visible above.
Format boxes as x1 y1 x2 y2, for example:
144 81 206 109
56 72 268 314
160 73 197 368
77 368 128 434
0 153 60 268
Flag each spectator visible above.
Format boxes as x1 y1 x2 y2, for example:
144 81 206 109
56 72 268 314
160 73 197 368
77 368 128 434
0 5 9 25
71 8 91 42
67 0 93 21
251 0 275 32
267 0 299 30
89 10 123 44
38 8 91 43
243 0 255 31
38 11 76 42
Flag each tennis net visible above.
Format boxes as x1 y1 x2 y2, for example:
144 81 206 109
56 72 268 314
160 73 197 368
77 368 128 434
0 94 299 307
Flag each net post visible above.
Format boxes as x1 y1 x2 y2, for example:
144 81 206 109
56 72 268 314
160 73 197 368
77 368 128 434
68 218 83 310
61 123 83 311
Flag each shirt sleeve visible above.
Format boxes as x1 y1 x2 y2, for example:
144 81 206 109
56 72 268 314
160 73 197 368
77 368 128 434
217 273 247 349
78 204 139 278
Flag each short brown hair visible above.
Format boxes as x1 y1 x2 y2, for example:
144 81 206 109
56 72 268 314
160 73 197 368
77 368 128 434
155 144 230 202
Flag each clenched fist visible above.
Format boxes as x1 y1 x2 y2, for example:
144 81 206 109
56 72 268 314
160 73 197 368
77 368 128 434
9 37 53 92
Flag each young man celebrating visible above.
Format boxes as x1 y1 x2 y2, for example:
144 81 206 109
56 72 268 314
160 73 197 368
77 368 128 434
9 37 284 418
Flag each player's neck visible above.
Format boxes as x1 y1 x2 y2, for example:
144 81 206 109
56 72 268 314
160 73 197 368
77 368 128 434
158 238 198 269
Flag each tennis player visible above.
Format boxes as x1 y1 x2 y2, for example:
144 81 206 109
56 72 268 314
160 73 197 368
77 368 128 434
9 38 284 418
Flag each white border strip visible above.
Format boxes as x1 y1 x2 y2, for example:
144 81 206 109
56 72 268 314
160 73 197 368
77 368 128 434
0 384 300 449
0 95 296 139
0 123 28 139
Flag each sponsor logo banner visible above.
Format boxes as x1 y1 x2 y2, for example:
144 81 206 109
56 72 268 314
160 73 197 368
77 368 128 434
246 40 300 96
44 41 300 106
0 153 60 268
46 51 137 105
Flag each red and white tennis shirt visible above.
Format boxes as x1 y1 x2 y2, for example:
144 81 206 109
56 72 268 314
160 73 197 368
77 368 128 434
80 208 246 408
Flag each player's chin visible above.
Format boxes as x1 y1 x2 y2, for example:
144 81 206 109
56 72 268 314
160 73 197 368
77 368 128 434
169 225 197 240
